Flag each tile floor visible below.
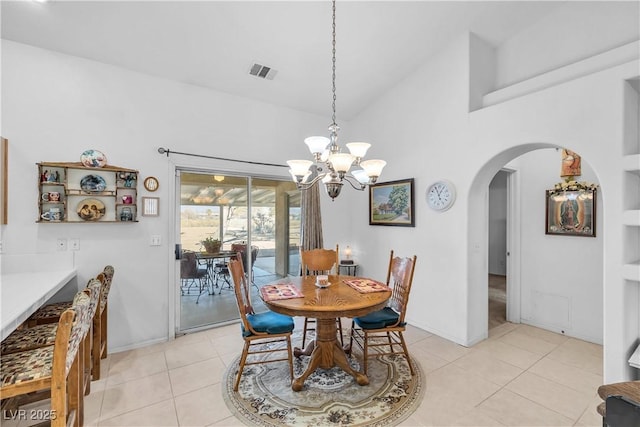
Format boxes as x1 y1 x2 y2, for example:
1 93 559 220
6 321 604 426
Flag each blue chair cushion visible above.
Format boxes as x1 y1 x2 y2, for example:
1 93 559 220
243 311 295 337
354 306 402 329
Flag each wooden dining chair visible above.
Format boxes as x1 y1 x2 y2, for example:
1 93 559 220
300 245 342 348
228 256 295 391
349 250 417 375
0 290 92 427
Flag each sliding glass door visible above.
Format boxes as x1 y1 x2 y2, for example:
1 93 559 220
176 169 299 333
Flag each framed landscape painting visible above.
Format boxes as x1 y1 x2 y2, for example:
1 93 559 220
545 188 596 237
369 178 415 227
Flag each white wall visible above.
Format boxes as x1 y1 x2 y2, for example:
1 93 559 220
0 40 340 351
495 1 639 89
517 149 602 343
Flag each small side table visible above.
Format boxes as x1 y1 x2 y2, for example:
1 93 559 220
338 263 358 276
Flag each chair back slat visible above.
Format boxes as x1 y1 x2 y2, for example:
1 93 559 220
85 278 102 329
65 291 91 374
301 245 339 277
386 251 417 323
100 265 115 312
228 257 256 334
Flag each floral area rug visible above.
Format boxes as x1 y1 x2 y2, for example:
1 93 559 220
222 333 424 426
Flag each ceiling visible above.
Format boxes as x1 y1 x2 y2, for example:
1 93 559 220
1 0 567 120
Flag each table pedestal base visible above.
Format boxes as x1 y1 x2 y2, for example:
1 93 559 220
292 318 368 391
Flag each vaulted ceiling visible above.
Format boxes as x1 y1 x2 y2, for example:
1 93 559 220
1 1 567 120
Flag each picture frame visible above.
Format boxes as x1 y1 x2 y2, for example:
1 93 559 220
142 197 159 216
545 188 596 237
369 178 415 227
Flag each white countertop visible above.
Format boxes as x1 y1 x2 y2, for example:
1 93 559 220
1 268 77 340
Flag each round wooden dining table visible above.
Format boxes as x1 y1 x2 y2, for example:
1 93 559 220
262 274 391 391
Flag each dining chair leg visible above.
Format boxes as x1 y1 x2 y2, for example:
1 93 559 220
286 336 294 384
363 330 370 375
398 332 414 375
234 342 251 391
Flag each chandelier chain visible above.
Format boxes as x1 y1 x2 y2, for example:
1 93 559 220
331 0 337 127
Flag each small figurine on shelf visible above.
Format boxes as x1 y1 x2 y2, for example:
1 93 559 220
47 171 60 183
119 172 136 188
120 207 133 222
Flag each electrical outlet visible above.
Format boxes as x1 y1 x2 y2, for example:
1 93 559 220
56 238 67 251
69 239 80 251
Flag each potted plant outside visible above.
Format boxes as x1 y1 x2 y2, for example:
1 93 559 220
201 237 221 254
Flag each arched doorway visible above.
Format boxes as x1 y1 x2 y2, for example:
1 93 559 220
468 144 604 346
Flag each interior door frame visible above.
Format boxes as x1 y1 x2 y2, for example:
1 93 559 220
505 167 521 323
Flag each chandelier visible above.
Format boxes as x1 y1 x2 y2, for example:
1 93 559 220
287 0 386 200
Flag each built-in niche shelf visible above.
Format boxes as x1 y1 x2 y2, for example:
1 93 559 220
623 261 640 282
623 210 640 226
624 154 640 175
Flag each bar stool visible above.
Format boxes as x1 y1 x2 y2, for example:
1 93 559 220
25 265 114 380
0 290 92 427
1 278 102 396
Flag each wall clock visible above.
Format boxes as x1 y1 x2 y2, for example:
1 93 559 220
143 176 159 192
426 180 456 212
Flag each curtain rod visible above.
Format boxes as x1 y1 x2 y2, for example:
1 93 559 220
157 147 287 168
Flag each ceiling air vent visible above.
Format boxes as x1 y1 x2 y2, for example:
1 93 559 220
249 63 277 80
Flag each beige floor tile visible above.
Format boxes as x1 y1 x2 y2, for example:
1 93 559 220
100 372 173 421
424 363 501 408
575 393 605 427
164 339 217 370
478 388 574 426
106 350 167 386
83 388 105 426
412 334 471 362
472 339 543 370
488 322 519 340
546 338 603 375
453 349 524 386
528 356 602 394
169 356 226 397
98 399 178 426
406 345 450 374
411 397 479 426
498 329 561 355
208 333 246 359
505 371 594 420
403 324 433 344
174 384 232 426
207 415 248 426
450 407 507 426
107 341 169 363
516 324 569 345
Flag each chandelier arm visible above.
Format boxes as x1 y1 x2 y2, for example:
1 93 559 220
342 175 367 191
295 172 328 190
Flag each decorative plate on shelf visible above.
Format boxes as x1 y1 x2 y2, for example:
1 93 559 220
80 149 107 168
76 198 106 221
80 174 107 193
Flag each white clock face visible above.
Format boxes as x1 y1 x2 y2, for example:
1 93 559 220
427 180 455 211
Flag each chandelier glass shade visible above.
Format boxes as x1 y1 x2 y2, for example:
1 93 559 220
286 0 386 200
